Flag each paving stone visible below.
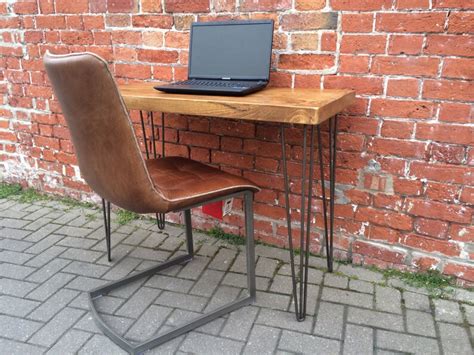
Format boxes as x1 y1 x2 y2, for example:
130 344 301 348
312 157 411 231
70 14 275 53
347 307 404 331
126 305 172 342
376 330 440 354
205 285 242 312
279 330 340 354
255 291 291 311
433 299 463 323
115 286 159 318
60 247 103 262
140 232 168 249
243 324 280 355
0 314 42 341
0 209 29 219
122 228 151 246
25 246 66 268
178 255 210 280
0 250 33 264
46 329 92 355
102 257 142 281
57 236 97 249
78 334 128 355
66 275 107 292
94 295 125 314
343 324 373 355
159 235 184 251
197 243 219 257
463 304 474 325
0 226 31 238
222 272 270 291
324 273 349 289
74 313 134 336
0 277 38 297
270 274 293 294
146 274 194 293
27 258 70 283
23 223 61 243
338 264 384 282
321 287 373 309
0 338 45 354
23 217 55 233
256 257 279 278
438 322 473 355
27 272 75 301
388 278 430 295
0 238 33 252
28 288 79 322
209 247 238 272
403 291 431 312
278 264 324 285
130 246 169 261
25 234 63 255
256 308 312 333
406 309 436 337
375 285 402 314
230 253 246 273
453 288 474 304
28 307 84 347
166 308 225 336
0 262 35 279
221 306 259 341
0 295 40 317
349 279 374 294
156 290 207 312
190 269 225 297
313 301 344 339
180 332 244 354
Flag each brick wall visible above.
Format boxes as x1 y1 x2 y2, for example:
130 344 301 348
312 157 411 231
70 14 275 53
1 0 473 285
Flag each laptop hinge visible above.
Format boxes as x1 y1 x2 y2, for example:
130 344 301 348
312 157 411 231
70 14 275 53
222 77 231 80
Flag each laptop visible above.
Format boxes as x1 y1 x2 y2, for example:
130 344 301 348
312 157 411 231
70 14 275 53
155 20 274 96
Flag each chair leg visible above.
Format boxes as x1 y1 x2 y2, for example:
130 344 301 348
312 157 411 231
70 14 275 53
101 198 111 262
184 209 194 257
88 192 257 354
156 212 166 230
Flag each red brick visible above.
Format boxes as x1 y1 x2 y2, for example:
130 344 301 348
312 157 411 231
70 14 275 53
371 99 435 119
402 234 460 257
106 14 130 27
165 32 189 49
376 12 446 33
281 13 338 31
107 0 135 13
448 12 474 33
212 151 253 169
371 56 439 77
269 72 292 88
137 49 178 64
141 0 162 12
439 103 472 123
363 174 389 192
341 13 373 32
433 0 474 8
132 15 173 28
416 123 473 145
279 54 334 70
296 0 325 9
180 131 219 149
460 186 474 204
386 78 420 98
339 55 369 74
395 0 430 8
55 0 88 13
82 15 105 30
388 35 424 55
425 35 474 57
241 0 291 11
244 171 283 190
449 224 474 243
321 32 337 51
294 74 322 88
443 262 474 283
368 137 428 159
423 79 474 101
430 143 465 165
13 1 38 14
353 240 407 264
164 0 210 12
341 35 386 54
368 225 401 243
38 0 54 14
425 181 461 202
405 198 472 223
381 120 414 139
411 161 473 185
111 30 141 45
213 0 235 11
210 120 255 139
442 58 474 80
393 177 423 196
35 15 66 29
115 64 152 80
355 206 413 231
324 76 383 95
331 0 392 10
414 218 449 239
412 254 441 271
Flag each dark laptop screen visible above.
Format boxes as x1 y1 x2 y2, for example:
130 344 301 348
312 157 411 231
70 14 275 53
188 20 273 81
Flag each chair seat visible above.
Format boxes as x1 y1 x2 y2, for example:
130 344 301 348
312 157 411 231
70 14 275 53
145 157 259 212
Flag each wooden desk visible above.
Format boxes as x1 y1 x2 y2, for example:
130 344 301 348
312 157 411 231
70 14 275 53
119 83 355 321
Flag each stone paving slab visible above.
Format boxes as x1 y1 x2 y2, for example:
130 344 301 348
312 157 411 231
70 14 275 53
0 197 473 354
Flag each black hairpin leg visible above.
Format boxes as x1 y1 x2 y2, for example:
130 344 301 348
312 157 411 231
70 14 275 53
140 110 166 231
282 117 337 321
102 198 111 262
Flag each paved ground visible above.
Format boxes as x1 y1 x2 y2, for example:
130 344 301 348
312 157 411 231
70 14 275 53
0 196 473 355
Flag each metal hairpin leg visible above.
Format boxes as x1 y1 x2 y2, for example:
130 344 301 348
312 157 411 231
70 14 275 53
88 191 256 354
140 110 166 231
281 117 338 321
101 198 111 262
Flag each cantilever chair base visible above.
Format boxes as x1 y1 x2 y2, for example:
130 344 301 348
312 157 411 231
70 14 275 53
88 191 256 355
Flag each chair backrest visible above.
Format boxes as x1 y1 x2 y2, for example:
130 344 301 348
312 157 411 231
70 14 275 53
44 51 166 213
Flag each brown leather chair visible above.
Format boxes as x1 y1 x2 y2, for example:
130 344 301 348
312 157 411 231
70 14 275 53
44 51 259 354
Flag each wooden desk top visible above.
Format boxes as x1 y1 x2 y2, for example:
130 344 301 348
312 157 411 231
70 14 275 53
119 82 355 125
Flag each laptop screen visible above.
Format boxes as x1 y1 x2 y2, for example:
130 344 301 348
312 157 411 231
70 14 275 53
188 20 274 81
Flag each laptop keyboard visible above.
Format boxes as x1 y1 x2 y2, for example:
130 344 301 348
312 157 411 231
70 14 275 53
173 80 255 88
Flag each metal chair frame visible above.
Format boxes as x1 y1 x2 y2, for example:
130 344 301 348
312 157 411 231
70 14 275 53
89 190 256 355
